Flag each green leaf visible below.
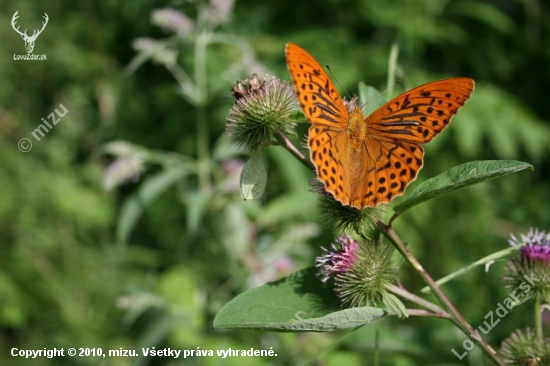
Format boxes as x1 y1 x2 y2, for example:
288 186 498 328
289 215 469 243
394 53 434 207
268 147 311 193
213 267 386 332
448 1 515 34
185 191 211 236
256 192 318 228
393 160 533 214
289 110 308 124
382 293 408 319
117 168 189 243
358 82 385 117
240 154 267 200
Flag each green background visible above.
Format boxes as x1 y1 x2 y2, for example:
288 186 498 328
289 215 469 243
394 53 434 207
1 0 549 365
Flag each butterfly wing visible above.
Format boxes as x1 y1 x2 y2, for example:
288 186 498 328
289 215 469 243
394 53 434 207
350 139 424 208
285 43 349 128
354 78 474 207
286 43 351 204
366 78 475 143
308 125 351 204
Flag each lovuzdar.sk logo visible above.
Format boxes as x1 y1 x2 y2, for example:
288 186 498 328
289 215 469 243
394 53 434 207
12 10 48 60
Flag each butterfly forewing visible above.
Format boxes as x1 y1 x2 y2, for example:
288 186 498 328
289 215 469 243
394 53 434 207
285 43 349 128
366 78 475 144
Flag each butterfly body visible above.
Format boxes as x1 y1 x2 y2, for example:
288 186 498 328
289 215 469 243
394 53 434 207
285 43 474 209
347 107 367 142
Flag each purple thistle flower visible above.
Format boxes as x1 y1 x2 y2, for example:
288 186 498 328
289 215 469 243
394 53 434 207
316 235 358 282
509 228 550 265
503 228 550 303
315 236 397 307
103 156 145 191
151 8 194 37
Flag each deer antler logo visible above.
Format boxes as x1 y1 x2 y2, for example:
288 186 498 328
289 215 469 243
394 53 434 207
11 11 49 54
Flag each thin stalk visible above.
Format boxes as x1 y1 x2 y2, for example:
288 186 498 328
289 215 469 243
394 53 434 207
535 298 543 343
194 31 211 105
194 30 212 194
420 246 520 293
386 41 399 100
386 283 448 316
166 62 198 105
374 321 379 366
405 309 451 319
377 220 506 366
273 129 314 171
196 105 210 194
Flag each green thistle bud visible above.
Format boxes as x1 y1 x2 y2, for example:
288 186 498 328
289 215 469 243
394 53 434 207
311 178 384 233
316 235 397 307
499 328 550 365
502 229 550 303
226 74 299 153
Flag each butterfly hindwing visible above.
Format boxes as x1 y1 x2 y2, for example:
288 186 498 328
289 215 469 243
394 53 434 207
308 125 350 204
352 139 424 208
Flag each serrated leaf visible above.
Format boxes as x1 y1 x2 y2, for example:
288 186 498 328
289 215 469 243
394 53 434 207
213 267 386 332
240 154 267 200
382 293 408 319
358 82 386 117
117 168 189 243
393 160 532 214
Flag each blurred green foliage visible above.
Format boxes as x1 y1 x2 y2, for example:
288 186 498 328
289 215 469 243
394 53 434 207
1 0 549 365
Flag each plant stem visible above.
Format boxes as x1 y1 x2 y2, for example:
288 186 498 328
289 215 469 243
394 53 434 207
196 106 210 194
377 220 506 366
273 129 315 171
194 30 212 194
386 283 448 316
386 41 399 100
374 321 379 366
404 309 451 318
535 298 543 343
419 246 520 293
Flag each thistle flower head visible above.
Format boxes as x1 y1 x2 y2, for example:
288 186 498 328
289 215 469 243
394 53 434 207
311 178 384 233
132 37 157 53
151 8 194 37
316 235 359 282
103 156 145 191
101 141 147 191
199 0 235 25
508 229 550 265
226 74 299 153
499 328 550 365
316 235 396 307
503 229 550 303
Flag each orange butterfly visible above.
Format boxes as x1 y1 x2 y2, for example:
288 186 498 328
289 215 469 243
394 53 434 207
285 43 474 209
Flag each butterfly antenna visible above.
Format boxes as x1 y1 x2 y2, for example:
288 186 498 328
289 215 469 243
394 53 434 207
325 64 353 100
360 80 402 110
